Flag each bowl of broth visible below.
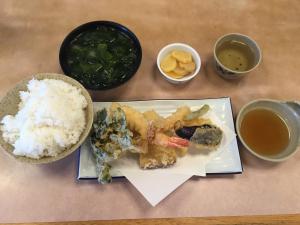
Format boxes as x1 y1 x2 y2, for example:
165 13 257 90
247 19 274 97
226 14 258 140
213 33 261 79
236 99 300 162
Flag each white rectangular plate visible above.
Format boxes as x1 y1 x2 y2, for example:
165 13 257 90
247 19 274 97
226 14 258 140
78 98 242 179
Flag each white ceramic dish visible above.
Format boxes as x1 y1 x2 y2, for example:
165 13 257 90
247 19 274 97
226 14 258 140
157 43 201 84
77 98 242 179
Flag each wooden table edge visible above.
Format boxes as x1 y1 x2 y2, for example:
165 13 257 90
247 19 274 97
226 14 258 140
5 214 300 225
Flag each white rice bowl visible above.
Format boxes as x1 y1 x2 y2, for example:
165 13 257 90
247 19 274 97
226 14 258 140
1 78 88 159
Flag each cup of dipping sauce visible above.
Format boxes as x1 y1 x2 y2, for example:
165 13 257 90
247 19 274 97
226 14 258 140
213 33 262 79
236 99 300 162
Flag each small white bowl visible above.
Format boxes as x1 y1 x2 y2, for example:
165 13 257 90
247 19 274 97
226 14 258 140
157 43 201 84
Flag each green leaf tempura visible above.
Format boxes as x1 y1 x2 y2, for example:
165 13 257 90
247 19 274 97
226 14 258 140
90 107 133 184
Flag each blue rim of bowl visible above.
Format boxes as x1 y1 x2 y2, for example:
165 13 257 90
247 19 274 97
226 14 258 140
59 21 142 90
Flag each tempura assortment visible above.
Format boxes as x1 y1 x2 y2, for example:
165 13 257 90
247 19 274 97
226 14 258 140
90 103 223 184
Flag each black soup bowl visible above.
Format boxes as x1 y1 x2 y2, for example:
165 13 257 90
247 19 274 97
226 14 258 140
59 21 142 90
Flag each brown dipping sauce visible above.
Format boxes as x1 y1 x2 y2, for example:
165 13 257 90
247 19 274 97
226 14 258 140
240 109 290 156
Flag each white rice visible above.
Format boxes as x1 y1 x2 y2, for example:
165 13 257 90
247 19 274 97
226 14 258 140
1 79 87 159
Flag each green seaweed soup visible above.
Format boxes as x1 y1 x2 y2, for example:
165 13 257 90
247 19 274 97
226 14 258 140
66 26 138 89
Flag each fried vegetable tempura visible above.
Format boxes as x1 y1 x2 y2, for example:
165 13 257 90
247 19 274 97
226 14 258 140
139 145 177 169
91 107 133 184
162 106 191 131
111 103 149 153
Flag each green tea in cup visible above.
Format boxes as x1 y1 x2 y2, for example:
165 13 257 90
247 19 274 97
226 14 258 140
216 40 255 72
213 33 261 79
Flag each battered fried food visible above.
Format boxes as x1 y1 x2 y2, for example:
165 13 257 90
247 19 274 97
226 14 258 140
111 103 148 139
143 110 164 127
111 103 148 153
139 145 177 169
162 106 191 131
140 109 188 168
190 124 223 150
91 103 223 181
181 117 211 127
91 107 133 184
173 105 223 152
143 109 189 149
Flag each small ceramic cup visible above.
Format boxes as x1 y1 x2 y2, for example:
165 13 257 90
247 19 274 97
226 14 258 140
213 33 262 79
236 99 300 162
157 43 201 84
